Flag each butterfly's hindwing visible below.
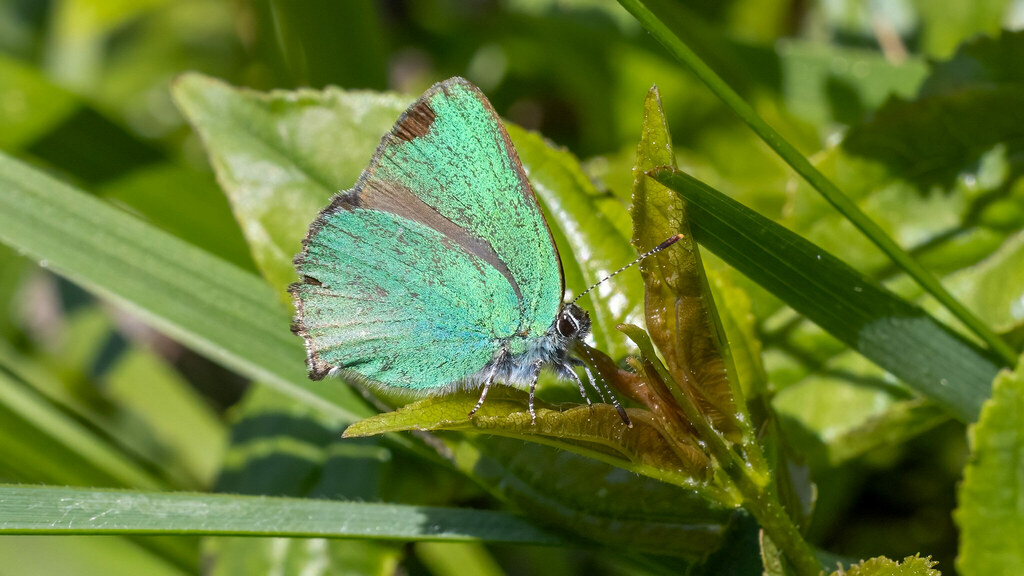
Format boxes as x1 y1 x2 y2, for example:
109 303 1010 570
294 209 520 388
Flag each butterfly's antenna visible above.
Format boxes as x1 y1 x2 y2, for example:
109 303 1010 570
571 234 685 304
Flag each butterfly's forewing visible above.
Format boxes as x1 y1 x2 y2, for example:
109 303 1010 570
292 78 563 390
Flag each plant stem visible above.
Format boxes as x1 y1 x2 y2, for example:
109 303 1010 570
736 476 823 576
681 408 820 574
621 326 820 573
616 0 1017 366
680 403 821 574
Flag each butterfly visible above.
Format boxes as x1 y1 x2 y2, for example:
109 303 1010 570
290 77 673 423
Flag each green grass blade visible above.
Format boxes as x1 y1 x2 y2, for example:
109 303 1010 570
651 168 1001 422
0 370 164 489
616 0 1016 366
0 485 561 545
0 151 370 423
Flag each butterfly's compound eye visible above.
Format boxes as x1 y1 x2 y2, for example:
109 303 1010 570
557 304 589 338
556 313 579 337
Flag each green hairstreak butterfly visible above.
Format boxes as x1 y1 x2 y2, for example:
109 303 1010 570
290 77 679 424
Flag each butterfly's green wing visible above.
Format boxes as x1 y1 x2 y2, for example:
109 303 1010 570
291 78 563 390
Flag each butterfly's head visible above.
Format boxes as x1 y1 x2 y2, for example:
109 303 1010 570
555 302 591 341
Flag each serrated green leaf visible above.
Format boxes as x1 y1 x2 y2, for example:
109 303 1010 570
0 92 734 562
172 73 411 296
955 353 1024 575
170 74 740 557
622 0 1018 367
775 40 927 126
829 554 941 576
651 168 1001 422
344 387 706 484
843 32 1024 190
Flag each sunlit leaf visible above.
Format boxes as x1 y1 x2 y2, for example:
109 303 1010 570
944 230 1024 335
345 387 708 483
630 85 743 438
776 361 951 467
913 0 1008 58
707 270 768 402
775 41 927 126
955 354 1024 575
172 73 411 295
828 555 941 576
843 32 1024 190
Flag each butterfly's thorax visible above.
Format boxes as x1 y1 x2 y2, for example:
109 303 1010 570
474 302 590 389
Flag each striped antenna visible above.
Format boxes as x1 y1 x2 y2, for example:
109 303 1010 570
571 234 685 304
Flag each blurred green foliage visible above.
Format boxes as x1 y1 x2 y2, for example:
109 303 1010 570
1 0 1023 575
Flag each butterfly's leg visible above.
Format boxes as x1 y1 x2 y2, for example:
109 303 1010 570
569 357 606 403
468 360 502 418
565 368 593 408
528 359 543 424
572 355 632 428
560 360 593 410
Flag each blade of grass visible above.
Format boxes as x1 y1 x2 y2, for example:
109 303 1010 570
0 370 165 489
616 0 1017 366
0 151 370 423
652 168 1001 422
0 484 561 545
